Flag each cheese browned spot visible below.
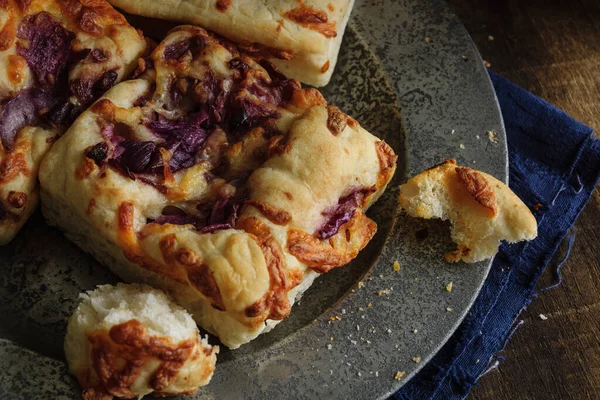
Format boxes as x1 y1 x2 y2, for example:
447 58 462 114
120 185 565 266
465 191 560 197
237 216 290 321
245 200 291 225
215 0 231 12
326 105 347 136
91 99 117 120
0 152 31 184
320 60 330 73
7 54 27 85
7 190 27 208
187 263 226 311
0 15 16 51
267 135 291 158
284 4 337 38
76 157 97 180
287 211 377 273
455 166 498 215
88 320 201 398
290 88 327 109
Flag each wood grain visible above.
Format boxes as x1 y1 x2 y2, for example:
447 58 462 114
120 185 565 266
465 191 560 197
445 0 600 398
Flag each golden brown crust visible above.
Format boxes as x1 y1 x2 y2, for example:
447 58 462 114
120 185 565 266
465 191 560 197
287 210 377 274
455 166 498 216
245 200 291 225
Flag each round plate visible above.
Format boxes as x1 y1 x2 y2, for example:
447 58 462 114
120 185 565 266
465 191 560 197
0 0 507 399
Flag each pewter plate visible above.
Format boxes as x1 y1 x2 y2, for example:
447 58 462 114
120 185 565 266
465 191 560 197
0 0 507 399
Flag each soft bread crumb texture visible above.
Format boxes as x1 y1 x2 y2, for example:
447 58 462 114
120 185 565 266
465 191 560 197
399 159 537 263
65 283 218 399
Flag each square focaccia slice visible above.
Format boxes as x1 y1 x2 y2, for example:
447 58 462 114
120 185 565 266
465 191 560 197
0 0 147 244
39 26 397 349
108 0 354 87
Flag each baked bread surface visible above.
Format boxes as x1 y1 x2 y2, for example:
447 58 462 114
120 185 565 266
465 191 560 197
65 283 218 399
0 0 147 244
40 26 397 348
399 159 538 263
107 0 355 86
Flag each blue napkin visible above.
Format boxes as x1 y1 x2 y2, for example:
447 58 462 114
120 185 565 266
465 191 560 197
392 72 600 400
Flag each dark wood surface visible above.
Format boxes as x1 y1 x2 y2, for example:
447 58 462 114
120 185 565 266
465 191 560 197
445 1 600 399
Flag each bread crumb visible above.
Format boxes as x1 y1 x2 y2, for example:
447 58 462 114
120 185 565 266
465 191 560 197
483 60 491 68
359 307 364 312
330 336 334 341
377 288 391 296
358 372 362 377
376 371 379 377
394 371 406 380
367 303 372 308
413 329 418 334
425 37 431 44
446 306 453 312
393 260 401 271
446 282 453 292
412 356 422 363
327 344 332 350
488 35 494 41
539 314 548 320
387 328 392 334
487 130 499 143
459 143 465 149
358 281 365 289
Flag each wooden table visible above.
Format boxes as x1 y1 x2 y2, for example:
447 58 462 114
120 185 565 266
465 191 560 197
445 1 600 398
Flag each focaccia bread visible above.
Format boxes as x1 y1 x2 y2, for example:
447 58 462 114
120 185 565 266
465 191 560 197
40 26 397 348
399 159 537 263
107 0 354 87
0 0 147 244
65 283 218 400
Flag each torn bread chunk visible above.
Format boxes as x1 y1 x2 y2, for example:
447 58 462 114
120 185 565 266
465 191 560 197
399 159 537 263
40 26 397 348
65 283 218 400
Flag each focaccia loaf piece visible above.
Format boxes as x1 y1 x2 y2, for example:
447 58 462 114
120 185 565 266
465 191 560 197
0 0 147 244
399 159 537 263
108 0 354 87
40 26 397 349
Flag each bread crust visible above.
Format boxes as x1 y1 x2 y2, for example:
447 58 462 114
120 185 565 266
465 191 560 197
0 0 146 244
107 0 355 86
40 27 396 348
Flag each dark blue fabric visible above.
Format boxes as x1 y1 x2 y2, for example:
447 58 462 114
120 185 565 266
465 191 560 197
392 72 600 400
